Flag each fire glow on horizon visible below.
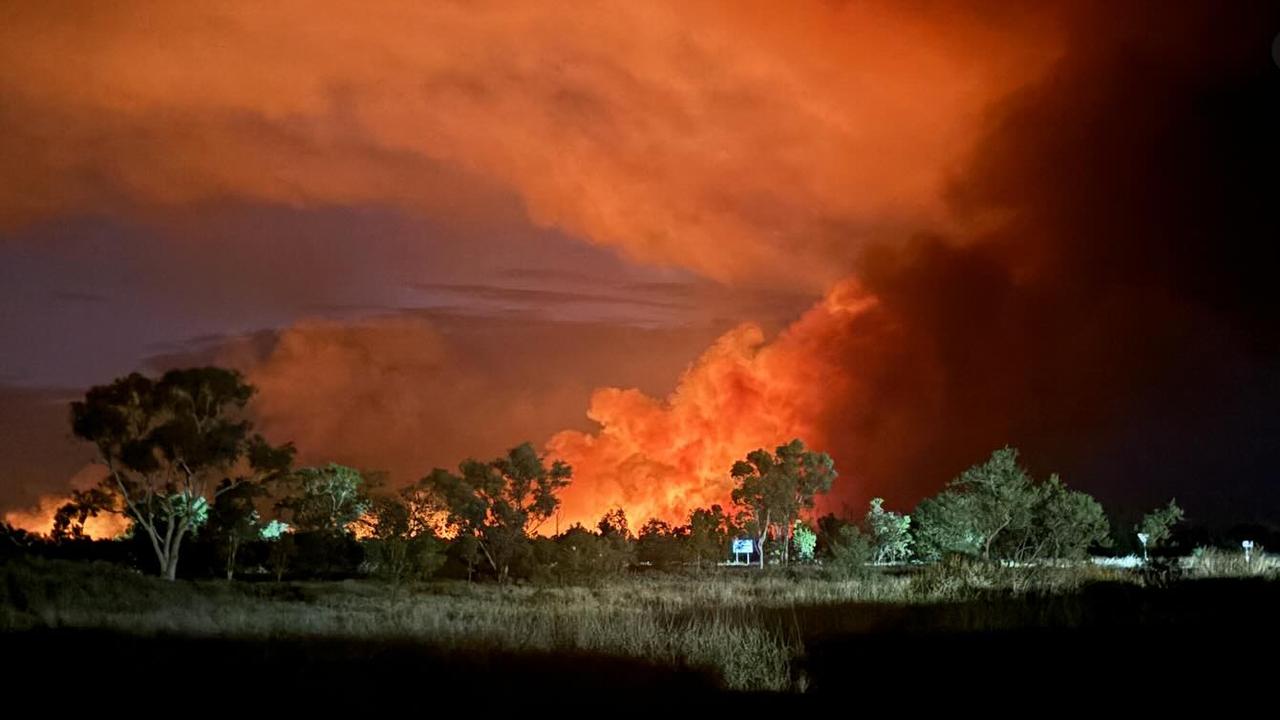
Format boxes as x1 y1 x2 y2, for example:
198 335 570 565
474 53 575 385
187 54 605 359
3 2 1277 533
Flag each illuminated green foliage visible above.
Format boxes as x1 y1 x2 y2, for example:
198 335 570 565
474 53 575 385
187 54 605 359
1140 500 1185 550
913 448 1110 562
791 521 817 561
865 497 912 563
279 463 370 535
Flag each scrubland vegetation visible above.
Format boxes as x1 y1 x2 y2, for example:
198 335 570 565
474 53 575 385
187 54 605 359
4 366 1278 693
4 550 1276 692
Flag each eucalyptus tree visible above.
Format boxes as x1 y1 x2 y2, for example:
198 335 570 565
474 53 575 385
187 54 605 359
421 442 571 582
69 367 294 579
730 439 836 567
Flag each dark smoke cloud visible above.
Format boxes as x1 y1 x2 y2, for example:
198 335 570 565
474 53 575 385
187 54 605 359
3 1 1277 530
549 2 1280 526
823 1 1280 520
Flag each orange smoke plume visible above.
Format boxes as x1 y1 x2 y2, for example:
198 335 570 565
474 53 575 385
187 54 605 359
0 1 1058 288
548 280 877 528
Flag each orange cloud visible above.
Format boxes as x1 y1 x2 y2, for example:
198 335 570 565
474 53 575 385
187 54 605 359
0 1 1059 288
230 310 740 483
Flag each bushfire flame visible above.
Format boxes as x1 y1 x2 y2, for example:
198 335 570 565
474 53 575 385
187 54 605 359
548 280 877 529
3 466 130 539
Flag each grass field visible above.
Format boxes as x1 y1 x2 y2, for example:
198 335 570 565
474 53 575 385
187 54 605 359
3 555 1277 695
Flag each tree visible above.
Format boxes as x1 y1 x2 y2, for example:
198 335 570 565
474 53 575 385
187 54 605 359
68 368 294 580
950 447 1039 561
687 504 734 569
279 463 370 535
449 533 484 583
912 447 1036 562
51 486 118 542
2 522 41 560
267 533 296 582
597 506 630 538
1021 475 1111 561
791 521 817 562
552 524 604 579
549 514 632 582
913 448 1111 563
912 492 983 561
273 463 370 577
595 507 635 574
209 478 266 580
865 497 912 563
825 524 873 578
730 439 836 567
636 518 688 567
361 489 446 598
1140 500 1184 556
420 442 571 583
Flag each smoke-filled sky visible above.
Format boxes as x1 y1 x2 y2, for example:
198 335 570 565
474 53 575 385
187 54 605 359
2 1 1278 533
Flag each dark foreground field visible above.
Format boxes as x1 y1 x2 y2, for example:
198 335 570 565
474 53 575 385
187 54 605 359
3 558 1276 698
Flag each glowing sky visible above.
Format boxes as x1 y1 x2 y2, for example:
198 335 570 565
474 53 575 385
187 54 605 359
2 1 1278 533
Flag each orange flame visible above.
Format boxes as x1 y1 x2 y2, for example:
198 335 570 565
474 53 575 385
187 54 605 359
3 495 130 540
3 465 130 540
548 280 877 528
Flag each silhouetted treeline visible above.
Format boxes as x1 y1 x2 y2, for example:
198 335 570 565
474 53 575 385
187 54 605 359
7 364 1273 582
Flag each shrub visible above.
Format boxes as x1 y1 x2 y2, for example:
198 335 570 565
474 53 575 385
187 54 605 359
825 526 873 579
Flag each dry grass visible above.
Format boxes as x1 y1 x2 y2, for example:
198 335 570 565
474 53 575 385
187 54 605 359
3 559 799 690
1186 548 1278 578
5 554 1271 692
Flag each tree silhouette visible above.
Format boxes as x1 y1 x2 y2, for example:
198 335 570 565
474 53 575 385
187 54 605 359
421 442 571 582
730 439 836 567
68 368 293 579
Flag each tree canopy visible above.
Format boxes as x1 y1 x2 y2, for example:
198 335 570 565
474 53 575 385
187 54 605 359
913 447 1110 563
420 442 571 582
730 438 836 567
67 367 294 579
279 463 370 535
866 498 913 563
1140 500 1185 554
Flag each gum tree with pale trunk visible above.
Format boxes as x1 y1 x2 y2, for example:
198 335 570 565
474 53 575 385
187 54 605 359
731 439 836 568
70 368 294 580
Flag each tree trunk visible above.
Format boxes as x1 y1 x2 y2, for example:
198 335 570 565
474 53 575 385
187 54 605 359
984 516 1011 562
164 527 188 581
154 549 171 579
757 534 766 569
225 537 240 581
783 523 792 565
